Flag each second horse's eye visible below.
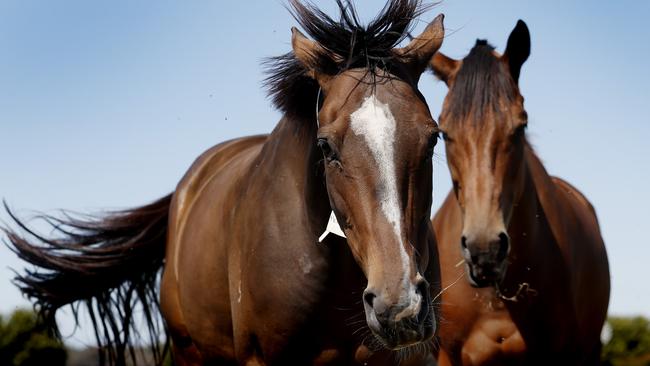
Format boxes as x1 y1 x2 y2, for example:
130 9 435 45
426 133 438 158
317 138 339 162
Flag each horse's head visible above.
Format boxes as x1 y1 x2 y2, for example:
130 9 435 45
431 21 530 288
288 1 444 349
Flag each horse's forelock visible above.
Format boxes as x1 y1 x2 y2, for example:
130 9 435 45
445 41 518 123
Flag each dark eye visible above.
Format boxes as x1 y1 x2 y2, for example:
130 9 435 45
441 131 451 142
317 138 339 162
426 133 438 158
512 124 527 139
452 180 461 196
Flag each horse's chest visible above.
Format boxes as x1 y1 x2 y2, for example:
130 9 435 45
237 237 371 362
461 314 526 365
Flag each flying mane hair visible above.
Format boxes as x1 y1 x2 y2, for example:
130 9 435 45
445 39 518 122
263 0 432 119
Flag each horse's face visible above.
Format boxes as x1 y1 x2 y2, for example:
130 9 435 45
292 16 444 349
317 70 438 346
431 21 530 288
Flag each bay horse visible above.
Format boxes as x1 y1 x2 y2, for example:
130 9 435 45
429 21 610 365
4 1 446 365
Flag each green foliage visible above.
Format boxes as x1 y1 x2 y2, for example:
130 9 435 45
602 316 650 366
0 309 66 366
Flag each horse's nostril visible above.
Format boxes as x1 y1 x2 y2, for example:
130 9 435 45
461 235 468 249
415 279 429 297
364 291 376 308
497 232 510 261
415 279 431 323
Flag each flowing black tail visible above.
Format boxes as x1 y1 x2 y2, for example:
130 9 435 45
2 194 172 366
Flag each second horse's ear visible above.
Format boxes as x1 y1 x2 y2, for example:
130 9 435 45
394 14 445 81
430 52 460 86
502 20 531 84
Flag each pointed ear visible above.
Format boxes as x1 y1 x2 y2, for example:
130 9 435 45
291 27 334 87
502 20 530 83
394 14 445 79
430 52 460 86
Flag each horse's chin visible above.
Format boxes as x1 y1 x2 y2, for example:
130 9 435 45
354 337 433 364
367 322 435 352
380 335 434 363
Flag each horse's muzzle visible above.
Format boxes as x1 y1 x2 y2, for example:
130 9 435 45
363 281 435 349
462 232 510 287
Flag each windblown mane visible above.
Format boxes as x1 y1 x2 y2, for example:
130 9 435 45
445 39 518 121
263 0 430 118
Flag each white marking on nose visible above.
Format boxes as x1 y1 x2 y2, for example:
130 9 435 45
350 95 411 286
394 292 422 322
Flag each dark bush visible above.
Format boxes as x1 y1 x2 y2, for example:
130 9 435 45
0 309 66 366
602 316 650 366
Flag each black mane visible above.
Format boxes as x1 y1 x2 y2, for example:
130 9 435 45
445 39 518 121
263 0 430 118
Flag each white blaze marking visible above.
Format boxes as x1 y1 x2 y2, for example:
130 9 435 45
350 95 411 286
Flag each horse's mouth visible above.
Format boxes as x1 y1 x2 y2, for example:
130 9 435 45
466 262 504 288
365 312 435 351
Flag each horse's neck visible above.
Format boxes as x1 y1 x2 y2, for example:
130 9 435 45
260 114 332 235
262 115 367 306
506 144 560 282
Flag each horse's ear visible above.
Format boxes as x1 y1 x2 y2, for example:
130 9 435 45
502 20 530 84
430 52 460 86
291 27 334 87
395 14 445 79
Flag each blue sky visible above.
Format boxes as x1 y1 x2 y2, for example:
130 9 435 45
1 1 648 346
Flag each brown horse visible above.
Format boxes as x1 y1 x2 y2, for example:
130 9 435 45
429 21 610 365
4 1 446 365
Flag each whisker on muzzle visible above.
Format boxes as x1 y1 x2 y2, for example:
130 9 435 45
432 271 465 303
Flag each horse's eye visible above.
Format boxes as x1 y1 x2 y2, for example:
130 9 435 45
512 124 528 139
317 138 339 162
426 133 438 158
441 131 450 142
